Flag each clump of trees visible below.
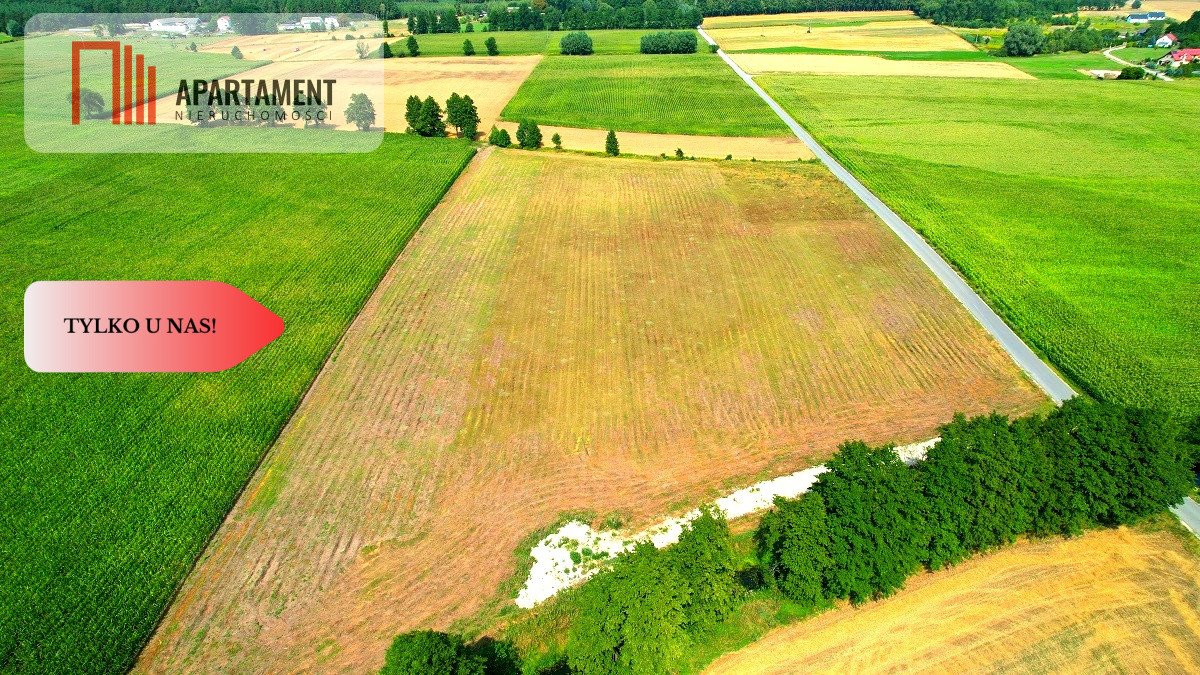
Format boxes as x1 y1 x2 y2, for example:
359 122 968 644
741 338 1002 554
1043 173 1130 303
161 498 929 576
757 400 1195 611
488 125 512 147
566 508 737 674
1001 21 1045 56
515 119 543 148
1117 65 1148 79
560 31 594 55
639 30 698 53
446 93 481 139
404 8 461 34
382 630 520 674
912 0 1117 28
1001 19 1120 56
480 0 703 32
405 92 479 138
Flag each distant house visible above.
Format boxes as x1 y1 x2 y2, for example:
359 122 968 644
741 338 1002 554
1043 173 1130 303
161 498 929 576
297 16 338 30
278 21 302 31
148 17 200 35
1158 48 1200 67
1155 32 1176 48
216 15 231 32
1128 11 1168 23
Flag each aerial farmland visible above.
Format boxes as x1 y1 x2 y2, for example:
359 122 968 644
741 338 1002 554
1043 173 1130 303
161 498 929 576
2 2 1198 675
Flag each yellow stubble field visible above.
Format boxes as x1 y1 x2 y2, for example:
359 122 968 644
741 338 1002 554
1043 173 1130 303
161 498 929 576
137 149 1046 673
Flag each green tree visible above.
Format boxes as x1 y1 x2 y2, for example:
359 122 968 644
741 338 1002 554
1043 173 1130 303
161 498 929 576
293 93 328 128
412 95 446 136
407 34 420 56
382 630 483 674
407 15 416 32
560 31 594 55
515 119 542 149
404 94 422 133
551 132 562 149
485 36 499 55
75 88 105 120
379 41 394 58
344 92 376 131
1002 21 1045 56
814 441 927 603
605 129 619 156
445 93 479 139
356 41 370 59
6 19 22 37
756 493 831 607
488 126 512 147
567 543 689 675
230 45 243 59
463 38 475 55
920 414 1042 569
669 507 737 632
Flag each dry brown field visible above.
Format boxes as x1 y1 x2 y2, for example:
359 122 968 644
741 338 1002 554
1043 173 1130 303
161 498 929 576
1139 0 1199 19
137 149 1045 673
730 53 1035 79
494 122 814 160
706 526 1200 674
156 56 539 131
706 17 973 52
702 10 915 29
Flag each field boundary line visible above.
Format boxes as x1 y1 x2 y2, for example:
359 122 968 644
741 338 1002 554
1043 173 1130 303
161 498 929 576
698 26 1075 404
1103 45 1173 81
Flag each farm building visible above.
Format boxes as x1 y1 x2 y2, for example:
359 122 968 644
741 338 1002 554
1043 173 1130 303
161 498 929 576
148 17 199 35
216 15 231 32
1155 32 1177 47
1158 48 1200 66
1128 11 1168 23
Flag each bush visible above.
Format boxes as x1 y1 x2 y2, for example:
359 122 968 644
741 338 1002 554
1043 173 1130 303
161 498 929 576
406 35 420 57
382 631 482 674
485 36 499 56
1117 66 1148 79
640 30 698 54
488 126 512 147
230 45 243 59
605 129 619 156
463 38 475 55
560 31 594 55
551 132 562 149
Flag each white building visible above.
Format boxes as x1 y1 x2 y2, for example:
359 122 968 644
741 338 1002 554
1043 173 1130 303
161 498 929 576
216 15 231 32
1155 32 1176 48
148 17 200 35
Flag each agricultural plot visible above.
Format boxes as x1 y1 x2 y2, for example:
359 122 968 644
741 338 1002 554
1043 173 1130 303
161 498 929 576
729 53 1032 78
761 74 1200 413
701 10 915 29
138 149 1045 673
705 526 1200 673
706 16 972 52
382 56 540 131
396 28 694 56
501 54 789 136
0 41 477 675
493 121 813 160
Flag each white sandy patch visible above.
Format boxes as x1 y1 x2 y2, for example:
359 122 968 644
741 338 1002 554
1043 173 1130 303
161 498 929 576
516 437 939 608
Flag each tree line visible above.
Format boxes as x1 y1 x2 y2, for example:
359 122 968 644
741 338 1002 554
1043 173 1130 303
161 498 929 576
912 0 1123 28
404 92 480 139
639 29 698 52
1001 20 1122 55
380 399 1199 674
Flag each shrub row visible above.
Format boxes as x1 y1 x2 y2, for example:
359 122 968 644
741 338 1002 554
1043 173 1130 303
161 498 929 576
639 30 699 54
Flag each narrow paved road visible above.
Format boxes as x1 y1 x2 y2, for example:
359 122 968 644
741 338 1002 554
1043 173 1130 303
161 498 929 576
1103 45 1173 81
1173 497 1200 539
698 27 1076 403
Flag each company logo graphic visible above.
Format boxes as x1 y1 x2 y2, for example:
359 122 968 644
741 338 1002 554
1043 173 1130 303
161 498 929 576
70 40 156 125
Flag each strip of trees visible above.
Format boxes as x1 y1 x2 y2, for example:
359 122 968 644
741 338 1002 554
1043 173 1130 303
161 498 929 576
639 30 698 53
404 93 479 139
1002 20 1121 56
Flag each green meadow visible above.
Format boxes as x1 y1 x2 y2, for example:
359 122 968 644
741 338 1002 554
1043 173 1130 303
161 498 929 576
502 54 789 136
761 74 1200 413
398 28 695 55
0 41 476 674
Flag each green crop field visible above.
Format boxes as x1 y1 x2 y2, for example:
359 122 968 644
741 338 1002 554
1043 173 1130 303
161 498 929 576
729 45 996 60
399 28 693 55
0 41 476 674
1003 51 1127 78
502 54 789 136
760 74 1200 414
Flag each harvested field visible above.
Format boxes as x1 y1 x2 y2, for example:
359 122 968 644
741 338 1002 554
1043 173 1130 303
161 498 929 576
192 55 540 131
200 22 388 61
1141 0 1200 18
705 527 1200 674
707 17 973 52
702 10 915 29
730 53 1034 79
138 150 1045 673
383 56 541 131
493 122 813 160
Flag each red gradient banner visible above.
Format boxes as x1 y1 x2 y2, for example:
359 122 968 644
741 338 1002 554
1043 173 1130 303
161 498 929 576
24 281 284 373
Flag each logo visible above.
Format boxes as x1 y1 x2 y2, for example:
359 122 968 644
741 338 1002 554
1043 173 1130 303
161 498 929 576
71 40 156 125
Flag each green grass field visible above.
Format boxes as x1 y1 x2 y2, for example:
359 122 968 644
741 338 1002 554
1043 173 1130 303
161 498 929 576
760 74 1200 414
501 54 789 136
0 41 476 673
399 28 696 56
